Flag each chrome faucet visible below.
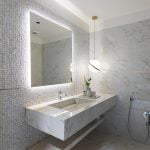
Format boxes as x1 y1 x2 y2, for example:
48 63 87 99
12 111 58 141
58 90 62 101
58 90 67 101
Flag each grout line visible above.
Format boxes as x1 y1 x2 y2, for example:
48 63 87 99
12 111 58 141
0 88 20 91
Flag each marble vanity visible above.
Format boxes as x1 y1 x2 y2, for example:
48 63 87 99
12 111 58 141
26 93 116 141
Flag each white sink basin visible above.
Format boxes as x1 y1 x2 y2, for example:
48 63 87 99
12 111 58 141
26 94 116 141
49 98 95 112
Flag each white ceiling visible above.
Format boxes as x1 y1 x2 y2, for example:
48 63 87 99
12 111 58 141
69 0 150 21
30 12 71 43
54 0 150 31
35 0 150 32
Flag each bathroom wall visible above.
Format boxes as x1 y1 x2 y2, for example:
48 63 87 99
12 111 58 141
42 38 72 85
0 0 89 150
31 38 72 86
90 18 150 143
31 42 42 86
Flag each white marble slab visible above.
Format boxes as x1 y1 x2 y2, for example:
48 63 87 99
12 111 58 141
28 119 104 150
26 94 116 140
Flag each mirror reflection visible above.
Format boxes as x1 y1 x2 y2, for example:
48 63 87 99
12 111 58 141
30 12 72 87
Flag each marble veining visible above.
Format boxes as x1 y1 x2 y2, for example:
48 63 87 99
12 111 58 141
42 38 72 85
90 18 150 143
26 94 116 140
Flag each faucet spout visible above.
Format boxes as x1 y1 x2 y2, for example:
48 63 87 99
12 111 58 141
58 90 62 101
58 90 67 101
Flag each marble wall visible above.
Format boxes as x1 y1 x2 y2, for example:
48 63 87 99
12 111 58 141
42 38 72 85
31 38 72 86
0 0 89 150
90 18 150 143
31 42 42 86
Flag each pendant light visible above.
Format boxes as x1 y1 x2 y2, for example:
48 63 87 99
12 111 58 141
89 16 101 72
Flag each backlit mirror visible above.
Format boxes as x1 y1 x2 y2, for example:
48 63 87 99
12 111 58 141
30 12 72 87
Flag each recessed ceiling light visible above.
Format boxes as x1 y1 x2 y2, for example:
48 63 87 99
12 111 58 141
32 31 39 34
36 21 40 24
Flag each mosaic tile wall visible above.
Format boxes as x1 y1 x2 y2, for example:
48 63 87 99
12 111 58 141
0 0 89 149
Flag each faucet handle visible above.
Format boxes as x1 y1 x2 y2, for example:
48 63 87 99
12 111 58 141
59 90 62 94
58 90 67 97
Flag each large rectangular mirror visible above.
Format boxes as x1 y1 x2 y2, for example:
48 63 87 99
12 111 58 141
30 12 72 87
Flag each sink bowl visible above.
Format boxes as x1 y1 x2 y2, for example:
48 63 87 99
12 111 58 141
49 98 95 112
26 94 116 141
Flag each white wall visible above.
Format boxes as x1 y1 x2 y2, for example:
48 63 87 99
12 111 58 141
90 18 150 143
31 42 42 86
0 0 89 149
42 38 72 85
31 38 72 86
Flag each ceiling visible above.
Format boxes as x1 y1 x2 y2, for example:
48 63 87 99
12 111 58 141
30 12 71 43
68 0 150 22
54 0 150 31
35 0 150 32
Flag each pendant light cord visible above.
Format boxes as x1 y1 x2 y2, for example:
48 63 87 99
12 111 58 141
94 19 95 59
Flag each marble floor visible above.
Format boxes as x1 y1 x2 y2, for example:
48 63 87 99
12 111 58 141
29 129 150 150
72 130 150 150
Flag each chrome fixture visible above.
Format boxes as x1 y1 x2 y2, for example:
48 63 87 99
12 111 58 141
127 93 150 143
58 90 67 101
143 111 150 126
